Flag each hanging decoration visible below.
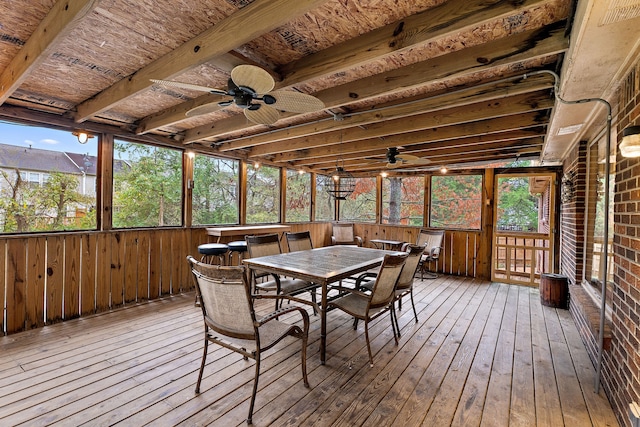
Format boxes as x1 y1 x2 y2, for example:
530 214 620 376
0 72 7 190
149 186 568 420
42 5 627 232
324 160 355 200
561 170 577 203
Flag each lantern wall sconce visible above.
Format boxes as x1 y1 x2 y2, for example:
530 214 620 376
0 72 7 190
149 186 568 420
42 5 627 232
561 169 577 203
620 125 640 158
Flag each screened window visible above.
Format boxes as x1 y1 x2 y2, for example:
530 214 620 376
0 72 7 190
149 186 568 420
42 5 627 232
382 176 424 225
286 170 311 222
0 122 97 233
192 155 239 225
340 177 376 222
246 164 280 224
430 174 482 229
495 176 541 232
113 140 182 228
315 174 335 221
584 133 615 294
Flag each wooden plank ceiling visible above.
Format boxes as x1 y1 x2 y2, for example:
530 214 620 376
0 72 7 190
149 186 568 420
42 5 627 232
0 0 572 175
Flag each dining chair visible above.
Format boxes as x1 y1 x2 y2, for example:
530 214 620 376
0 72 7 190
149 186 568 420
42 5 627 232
245 233 318 312
356 244 425 336
285 231 314 252
328 252 408 367
330 222 363 246
416 229 445 279
187 256 309 425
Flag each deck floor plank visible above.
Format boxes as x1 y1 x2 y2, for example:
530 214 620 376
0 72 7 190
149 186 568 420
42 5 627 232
0 277 619 427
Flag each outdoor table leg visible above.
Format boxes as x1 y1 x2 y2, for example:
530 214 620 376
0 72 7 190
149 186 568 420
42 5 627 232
321 282 328 364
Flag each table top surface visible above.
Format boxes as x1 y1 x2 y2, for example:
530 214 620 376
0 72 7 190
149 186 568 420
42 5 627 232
370 238 405 244
205 224 291 236
243 245 402 285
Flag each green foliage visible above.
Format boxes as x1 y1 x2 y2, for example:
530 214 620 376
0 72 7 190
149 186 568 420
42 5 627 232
315 175 335 221
0 169 95 232
113 142 182 228
496 177 539 231
192 155 239 225
246 165 280 223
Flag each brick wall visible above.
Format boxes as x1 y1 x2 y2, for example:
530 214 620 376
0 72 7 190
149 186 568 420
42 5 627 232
561 141 587 285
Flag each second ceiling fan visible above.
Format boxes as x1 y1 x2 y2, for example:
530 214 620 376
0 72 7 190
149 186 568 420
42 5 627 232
151 65 325 125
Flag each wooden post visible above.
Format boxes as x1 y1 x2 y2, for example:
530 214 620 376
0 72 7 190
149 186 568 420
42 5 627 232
98 133 113 231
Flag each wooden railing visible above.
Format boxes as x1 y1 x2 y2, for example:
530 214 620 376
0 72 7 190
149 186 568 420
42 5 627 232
1 222 482 335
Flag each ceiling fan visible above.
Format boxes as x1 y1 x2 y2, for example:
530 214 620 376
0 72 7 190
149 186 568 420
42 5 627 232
369 147 432 169
151 65 325 125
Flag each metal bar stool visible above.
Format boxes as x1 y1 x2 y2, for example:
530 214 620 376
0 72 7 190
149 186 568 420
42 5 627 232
195 243 229 307
198 243 229 265
227 240 248 266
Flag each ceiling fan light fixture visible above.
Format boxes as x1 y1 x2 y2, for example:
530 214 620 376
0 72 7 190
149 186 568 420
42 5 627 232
621 125 640 158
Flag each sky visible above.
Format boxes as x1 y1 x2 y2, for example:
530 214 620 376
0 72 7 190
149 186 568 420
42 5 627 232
0 120 98 156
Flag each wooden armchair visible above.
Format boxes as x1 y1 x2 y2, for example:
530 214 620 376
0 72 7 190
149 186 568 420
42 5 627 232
331 222 363 246
187 256 309 425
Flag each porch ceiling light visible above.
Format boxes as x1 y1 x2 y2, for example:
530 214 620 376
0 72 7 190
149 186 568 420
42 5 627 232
73 130 93 144
620 125 640 158
325 166 355 200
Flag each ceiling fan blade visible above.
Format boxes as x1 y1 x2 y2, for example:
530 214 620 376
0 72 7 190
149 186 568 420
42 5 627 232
244 104 279 125
185 102 227 117
268 91 325 113
150 79 227 95
396 154 420 161
231 65 275 94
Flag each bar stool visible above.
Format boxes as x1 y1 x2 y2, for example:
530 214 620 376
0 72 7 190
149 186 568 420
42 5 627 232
197 243 229 265
195 243 229 307
227 240 248 266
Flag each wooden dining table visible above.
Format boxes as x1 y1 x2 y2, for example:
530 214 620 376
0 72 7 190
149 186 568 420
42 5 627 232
243 245 403 364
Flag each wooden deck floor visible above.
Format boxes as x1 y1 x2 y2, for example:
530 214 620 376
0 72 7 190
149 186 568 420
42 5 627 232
0 276 619 426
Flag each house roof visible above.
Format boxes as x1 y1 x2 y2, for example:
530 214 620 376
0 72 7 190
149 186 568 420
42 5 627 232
0 143 83 174
0 0 638 175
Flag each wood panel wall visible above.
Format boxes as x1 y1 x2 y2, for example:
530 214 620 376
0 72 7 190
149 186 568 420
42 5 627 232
0 221 482 336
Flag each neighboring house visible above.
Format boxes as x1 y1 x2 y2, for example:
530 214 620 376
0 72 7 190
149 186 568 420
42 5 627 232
0 143 102 230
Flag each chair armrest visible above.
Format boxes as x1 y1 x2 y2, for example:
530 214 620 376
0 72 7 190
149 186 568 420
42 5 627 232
331 236 337 245
329 285 370 298
430 246 442 258
257 303 310 327
355 236 363 246
355 272 377 288
253 294 319 313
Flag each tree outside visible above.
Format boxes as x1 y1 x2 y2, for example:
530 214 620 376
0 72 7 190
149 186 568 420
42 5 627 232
113 141 182 228
246 164 280 223
192 155 239 225
340 177 376 222
382 176 424 225
430 175 482 229
496 176 539 232
286 170 311 222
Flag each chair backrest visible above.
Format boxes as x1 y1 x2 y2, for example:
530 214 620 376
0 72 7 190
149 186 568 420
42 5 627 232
245 233 283 258
187 256 256 340
396 244 426 290
332 223 356 244
416 229 444 258
369 253 408 308
285 231 313 252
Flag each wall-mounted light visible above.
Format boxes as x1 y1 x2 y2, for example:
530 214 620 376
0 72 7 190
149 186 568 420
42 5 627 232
186 150 195 159
253 161 260 169
621 125 640 158
440 166 448 174
72 131 93 144
298 169 305 175
380 171 388 178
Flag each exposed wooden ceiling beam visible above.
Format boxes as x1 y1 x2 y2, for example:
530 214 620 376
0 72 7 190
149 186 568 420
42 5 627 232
217 74 553 152
289 132 546 166
244 90 553 157
74 0 328 122
0 0 98 105
184 20 568 143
